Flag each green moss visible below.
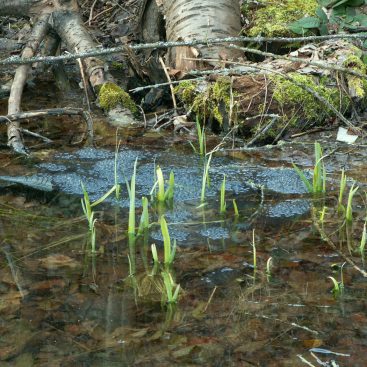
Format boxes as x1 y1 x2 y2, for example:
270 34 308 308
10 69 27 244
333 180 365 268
343 54 367 99
110 61 125 70
271 73 350 124
174 77 236 124
98 82 137 114
247 0 318 37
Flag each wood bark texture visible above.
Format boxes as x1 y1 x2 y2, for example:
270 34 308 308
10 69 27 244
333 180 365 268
52 10 107 88
7 14 50 153
163 0 243 70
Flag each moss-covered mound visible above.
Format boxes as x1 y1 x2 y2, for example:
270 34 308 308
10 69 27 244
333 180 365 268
174 77 237 125
270 73 350 124
246 0 318 37
98 82 138 114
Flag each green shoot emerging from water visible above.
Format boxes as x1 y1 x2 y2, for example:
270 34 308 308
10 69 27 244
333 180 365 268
162 271 181 304
114 138 121 199
220 174 226 214
81 182 117 229
156 166 175 203
200 153 213 203
138 196 150 235
127 159 138 237
190 117 206 156
151 243 159 265
338 169 347 215
161 216 176 266
91 220 97 253
346 183 358 224
196 117 206 156
328 276 341 297
233 199 239 216
293 141 326 194
81 182 94 231
166 171 175 201
328 262 346 298
359 221 366 259
81 182 117 253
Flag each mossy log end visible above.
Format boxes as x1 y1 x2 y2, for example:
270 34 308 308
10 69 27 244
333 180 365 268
175 69 366 143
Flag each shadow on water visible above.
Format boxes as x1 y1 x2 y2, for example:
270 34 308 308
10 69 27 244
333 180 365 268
1 90 367 365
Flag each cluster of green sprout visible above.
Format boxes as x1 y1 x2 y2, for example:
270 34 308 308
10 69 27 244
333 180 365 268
79 120 252 306
293 141 366 298
80 153 181 306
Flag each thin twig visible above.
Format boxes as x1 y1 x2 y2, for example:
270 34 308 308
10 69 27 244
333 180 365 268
19 128 53 143
245 115 280 147
88 0 98 26
204 286 217 312
75 47 91 112
228 44 367 82
3 33 367 66
159 56 177 112
129 77 206 93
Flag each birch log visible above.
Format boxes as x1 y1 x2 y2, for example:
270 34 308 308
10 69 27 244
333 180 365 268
163 0 243 70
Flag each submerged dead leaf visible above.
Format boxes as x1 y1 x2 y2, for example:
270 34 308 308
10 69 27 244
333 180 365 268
30 278 66 292
0 290 27 314
302 339 323 348
38 254 79 270
171 345 196 358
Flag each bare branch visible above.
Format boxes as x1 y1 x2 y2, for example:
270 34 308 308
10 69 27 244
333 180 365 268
2 33 367 66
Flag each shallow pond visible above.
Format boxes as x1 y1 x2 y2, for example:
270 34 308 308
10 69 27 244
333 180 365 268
1 90 367 366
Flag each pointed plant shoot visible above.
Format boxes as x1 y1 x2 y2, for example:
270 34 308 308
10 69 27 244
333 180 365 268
220 174 226 214
200 153 212 203
233 199 239 217
155 166 175 203
138 196 150 235
165 171 175 201
127 158 138 237
196 117 206 157
156 166 165 202
338 169 347 215
359 220 366 259
346 182 358 224
292 142 326 194
161 216 176 266
81 181 93 230
162 271 181 304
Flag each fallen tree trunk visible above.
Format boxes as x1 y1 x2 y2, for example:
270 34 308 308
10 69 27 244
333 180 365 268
162 0 243 70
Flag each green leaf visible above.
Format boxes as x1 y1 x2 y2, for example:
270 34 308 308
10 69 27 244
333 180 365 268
292 163 313 193
288 17 320 34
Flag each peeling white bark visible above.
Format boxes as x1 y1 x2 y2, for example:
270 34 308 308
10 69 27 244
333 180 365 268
163 0 243 69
